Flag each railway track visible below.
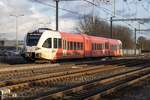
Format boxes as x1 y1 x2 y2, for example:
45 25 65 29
0 58 149 100
35 67 150 100
0 58 142 86
0 58 132 82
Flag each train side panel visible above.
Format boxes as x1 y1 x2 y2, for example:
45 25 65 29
89 36 108 57
60 32 85 59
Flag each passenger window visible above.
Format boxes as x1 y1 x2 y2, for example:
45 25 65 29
93 43 95 50
81 43 83 50
77 42 80 50
42 38 52 48
74 42 76 50
96 43 98 50
79 42 81 50
92 43 95 50
79 43 81 50
67 41 70 50
64 40 67 50
94 43 96 50
105 42 109 49
58 39 62 48
102 44 104 49
72 42 75 50
65 40 67 50
54 38 57 48
70 42 73 50
63 40 65 49
92 43 94 50
100 44 102 50
95 43 98 50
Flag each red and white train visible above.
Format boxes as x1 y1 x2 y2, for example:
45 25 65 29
22 28 122 61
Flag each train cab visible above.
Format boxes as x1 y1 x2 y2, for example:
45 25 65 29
23 29 43 60
23 28 62 61
109 39 122 56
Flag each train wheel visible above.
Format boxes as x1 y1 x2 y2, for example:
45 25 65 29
25 58 35 63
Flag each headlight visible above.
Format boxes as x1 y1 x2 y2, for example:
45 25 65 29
35 47 41 50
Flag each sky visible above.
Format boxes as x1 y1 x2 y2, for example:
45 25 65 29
0 0 150 40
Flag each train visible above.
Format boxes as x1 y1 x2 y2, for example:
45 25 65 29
22 28 122 62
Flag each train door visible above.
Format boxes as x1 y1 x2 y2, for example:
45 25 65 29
84 37 92 57
62 39 67 58
80 34 91 58
105 42 109 56
52 38 62 59
41 38 52 60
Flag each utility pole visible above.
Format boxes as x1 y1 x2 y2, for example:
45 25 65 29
10 14 24 51
113 0 115 16
134 28 137 55
55 0 59 31
110 0 115 39
92 0 95 24
110 17 113 38
54 0 80 31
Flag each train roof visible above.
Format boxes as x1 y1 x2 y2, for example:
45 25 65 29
60 32 84 41
60 31 122 44
27 28 122 44
28 28 54 33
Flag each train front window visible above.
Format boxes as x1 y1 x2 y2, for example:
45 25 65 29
26 31 42 46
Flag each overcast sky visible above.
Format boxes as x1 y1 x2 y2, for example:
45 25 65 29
0 0 150 40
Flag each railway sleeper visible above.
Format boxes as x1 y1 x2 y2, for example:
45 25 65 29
62 69 150 99
85 74 150 100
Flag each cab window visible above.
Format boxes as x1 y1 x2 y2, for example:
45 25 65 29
42 38 52 48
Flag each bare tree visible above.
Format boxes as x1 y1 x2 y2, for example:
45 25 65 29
137 36 150 52
77 15 134 49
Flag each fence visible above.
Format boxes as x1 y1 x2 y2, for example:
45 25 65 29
0 56 25 64
122 49 141 56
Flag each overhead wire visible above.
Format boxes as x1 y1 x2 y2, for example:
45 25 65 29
32 0 110 22
136 1 150 30
32 0 150 30
83 0 136 29
83 0 113 16
83 0 149 35
31 0 83 17
141 2 150 16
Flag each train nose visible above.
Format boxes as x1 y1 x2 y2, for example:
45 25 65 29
25 52 35 58
25 52 41 58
